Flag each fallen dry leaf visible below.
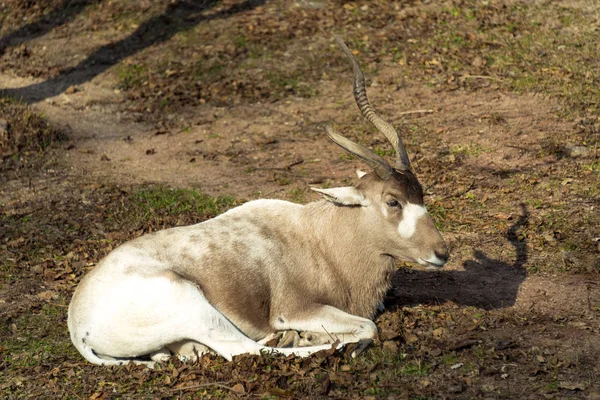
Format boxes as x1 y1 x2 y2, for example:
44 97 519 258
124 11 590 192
559 381 588 391
37 291 57 301
231 383 245 394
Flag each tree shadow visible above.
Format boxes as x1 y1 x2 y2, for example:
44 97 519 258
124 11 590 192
388 203 529 310
0 0 103 53
1 0 266 103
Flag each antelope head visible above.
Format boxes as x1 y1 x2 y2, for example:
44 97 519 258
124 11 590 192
315 35 449 269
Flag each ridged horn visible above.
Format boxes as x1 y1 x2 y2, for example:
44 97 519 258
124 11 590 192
333 33 411 170
326 125 394 180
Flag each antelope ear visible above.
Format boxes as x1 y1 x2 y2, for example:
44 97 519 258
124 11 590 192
311 187 369 206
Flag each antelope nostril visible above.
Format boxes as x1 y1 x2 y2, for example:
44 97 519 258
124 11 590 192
435 250 449 262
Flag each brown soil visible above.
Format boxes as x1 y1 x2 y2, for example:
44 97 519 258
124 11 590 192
1 0 599 398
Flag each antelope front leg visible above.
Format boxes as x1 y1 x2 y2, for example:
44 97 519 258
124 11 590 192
272 304 378 346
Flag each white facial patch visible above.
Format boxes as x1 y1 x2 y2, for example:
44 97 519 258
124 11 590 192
397 203 428 238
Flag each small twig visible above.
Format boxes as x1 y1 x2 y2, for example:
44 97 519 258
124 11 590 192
505 144 530 152
238 104 303 120
483 40 508 48
378 383 409 388
320 325 338 343
572 199 600 204
441 180 476 199
48 303 69 308
254 167 286 172
286 159 304 170
172 382 236 393
397 109 434 116
67 389 83 400
461 74 503 81
253 167 304 177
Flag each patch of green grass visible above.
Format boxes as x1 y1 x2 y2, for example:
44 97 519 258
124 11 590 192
364 386 386 396
488 112 507 125
247 43 270 60
1 304 78 370
400 359 430 376
545 380 558 391
442 353 458 365
525 198 543 210
0 96 69 166
338 153 355 161
389 46 405 63
349 38 367 53
1 269 18 284
528 265 540 274
450 143 493 157
273 175 291 186
116 64 147 90
0 94 25 105
427 201 449 231
382 1 600 118
540 210 568 231
132 187 236 219
289 188 306 204
265 70 317 98
233 34 247 48
473 345 486 360
374 147 395 157
195 61 225 81
583 160 600 173
561 240 579 252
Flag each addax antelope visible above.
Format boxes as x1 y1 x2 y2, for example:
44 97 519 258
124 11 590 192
68 35 449 366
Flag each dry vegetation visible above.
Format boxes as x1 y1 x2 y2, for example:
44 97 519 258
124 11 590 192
1 0 599 398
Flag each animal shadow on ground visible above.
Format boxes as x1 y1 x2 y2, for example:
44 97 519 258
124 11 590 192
1 0 266 103
389 204 529 310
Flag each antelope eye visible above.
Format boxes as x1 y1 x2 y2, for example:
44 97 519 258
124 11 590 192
386 199 401 208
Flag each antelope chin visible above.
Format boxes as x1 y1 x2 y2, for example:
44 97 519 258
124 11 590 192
417 257 446 270
384 254 440 270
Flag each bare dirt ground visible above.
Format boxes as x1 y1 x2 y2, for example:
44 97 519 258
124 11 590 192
1 0 599 398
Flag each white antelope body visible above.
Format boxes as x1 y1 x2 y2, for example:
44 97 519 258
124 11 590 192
67 36 449 366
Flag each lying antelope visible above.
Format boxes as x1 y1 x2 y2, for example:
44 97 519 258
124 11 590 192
67 35 449 366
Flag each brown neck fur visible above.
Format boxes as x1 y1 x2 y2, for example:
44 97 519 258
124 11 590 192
299 201 395 318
